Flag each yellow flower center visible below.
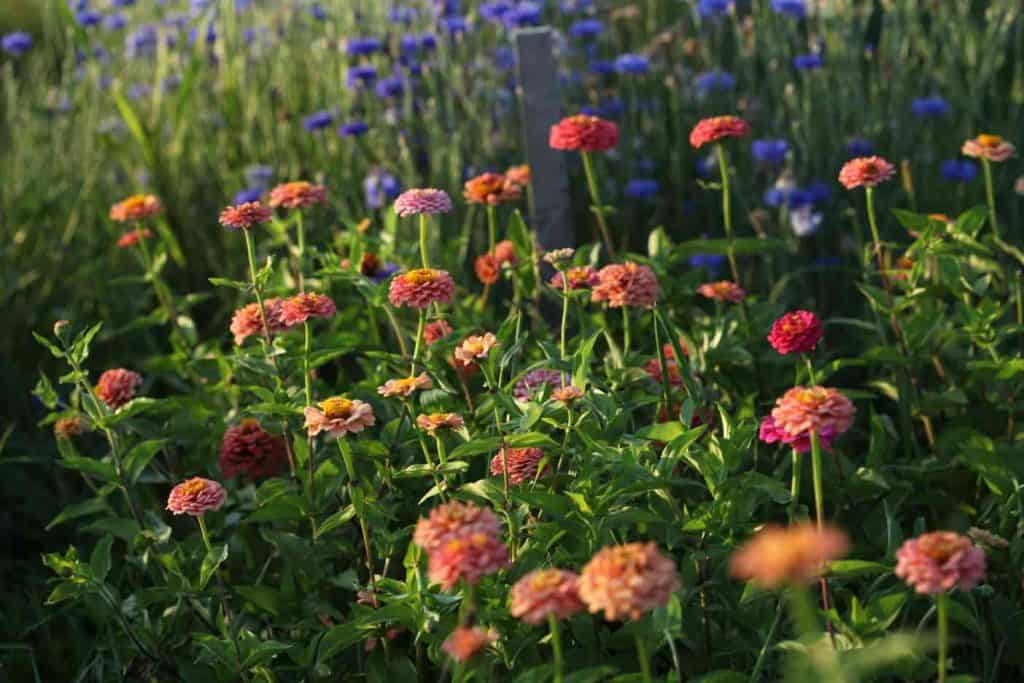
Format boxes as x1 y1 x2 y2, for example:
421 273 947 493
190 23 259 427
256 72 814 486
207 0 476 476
405 268 438 285
919 534 960 562
796 387 827 405
320 397 354 419
529 569 562 590
181 478 207 496
977 134 1003 148
569 114 600 128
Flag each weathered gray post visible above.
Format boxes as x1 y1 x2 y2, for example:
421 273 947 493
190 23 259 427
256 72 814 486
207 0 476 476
514 28 573 251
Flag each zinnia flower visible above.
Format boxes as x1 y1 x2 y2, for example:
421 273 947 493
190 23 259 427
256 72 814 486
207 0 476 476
166 477 228 516
895 531 986 595
110 194 162 223
513 369 567 401
230 298 287 345
758 415 834 454
767 310 824 355
591 262 660 308
454 333 498 365
838 156 896 190
393 188 453 217
644 342 687 388
510 569 585 624
303 397 376 438
550 265 599 290
493 240 518 265
578 542 680 621
268 181 328 209
730 522 850 589
552 385 585 405
220 419 288 479
689 115 751 149
377 373 433 398
543 248 575 265
490 447 548 484
117 228 153 248
464 172 522 206
697 281 746 303
962 134 1016 163
549 114 619 152
95 368 142 409
475 254 500 285
54 415 88 439
388 269 456 309
416 412 465 434
428 532 510 589
442 627 497 663
414 501 503 553
505 165 530 187
280 292 337 327
771 386 855 440
424 319 454 345
219 201 273 229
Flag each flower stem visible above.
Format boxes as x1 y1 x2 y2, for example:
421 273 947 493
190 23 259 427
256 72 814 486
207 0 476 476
338 438 377 599
295 210 306 292
419 213 430 268
303 322 313 407
789 449 802 521
982 158 1000 239
810 431 826 529
715 143 741 287
581 151 616 259
559 268 570 361
634 633 652 683
411 309 426 375
196 515 213 554
549 616 564 683
652 306 673 418
622 306 631 361
936 592 949 683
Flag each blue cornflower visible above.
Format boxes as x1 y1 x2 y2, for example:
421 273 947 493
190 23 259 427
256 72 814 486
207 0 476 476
559 0 592 12
940 160 977 183
770 0 805 17
614 53 650 75
364 171 401 209
245 165 274 186
1 32 33 56
347 64 378 88
690 235 726 274
441 16 469 34
338 121 369 137
751 139 789 165
310 3 327 20
806 181 832 204
302 111 334 132
793 54 822 70
503 2 542 29
912 96 950 118
589 60 614 75
235 188 264 204
103 13 128 31
125 24 159 58
400 35 420 55
375 76 405 98
110 0 136 6
389 6 416 23
694 70 736 94
420 33 437 50
433 0 461 17
188 25 217 46
846 138 873 157
625 179 660 198
128 83 152 100
698 0 732 18
494 47 516 71
346 37 383 56
76 10 103 27
480 1 513 22
161 75 181 92
569 19 603 40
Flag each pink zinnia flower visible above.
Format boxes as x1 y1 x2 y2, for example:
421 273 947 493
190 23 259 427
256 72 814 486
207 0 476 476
464 173 522 206
730 522 850 589
578 542 680 621
377 373 433 398
280 293 337 327
895 531 986 595
230 297 286 345
388 269 456 309
442 627 497 663
95 369 142 409
393 188 453 217
771 386 856 440
220 419 289 479
697 280 746 303
552 385 585 405
505 165 530 187
689 115 751 149
550 265 599 290
510 569 585 625
428 532 510 589
219 202 273 230
416 412 465 434
110 194 162 223
493 240 518 265
591 262 661 308
513 369 567 401
962 134 1015 163
767 310 824 355
268 181 328 209
413 501 503 553
758 415 836 454
838 156 896 190
303 397 376 439
549 114 619 152
454 333 498 365
117 228 153 248
166 477 228 516
490 447 548 485
423 319 453 345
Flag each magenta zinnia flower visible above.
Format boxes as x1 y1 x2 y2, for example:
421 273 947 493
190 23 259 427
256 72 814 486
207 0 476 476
166 477 227 516
895 531 986 594
393 188 453 217
767 310 824 355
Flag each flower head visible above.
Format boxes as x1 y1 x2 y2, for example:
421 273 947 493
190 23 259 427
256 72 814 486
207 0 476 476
95 369 142 409
552 385 585 405
644 342 688 388
220 419 288 479
475 253 500 285
117 228 153 248
416 412 465 434
166 477 228 516
579 542 680 621
463 172 521 206
543 248 575 265
219 202 273 229
549 114 619 152
493 240 518 265
505 165 530 187
414 501 503 553
689 115 751 149
268 181 328 209
454 333 499 365
962 134 1016 163
280 293 337 327
377 373 433 398
730 522 850 589
838 156 896 190
388 269 456 309
771 386 855 439
767 310 824 355
442 627 497 663
393 188 453 217
424 319 454 345
758 415 834 454
550 265 599 290
490 447 548 484
697 280 746 303
514 369 568 401
230 298 286 345
54 415 88 439
110 194 162 222
591 262 660 308
428 532 510 589
303 397 376 438
895 531 986 594
510 569 585 624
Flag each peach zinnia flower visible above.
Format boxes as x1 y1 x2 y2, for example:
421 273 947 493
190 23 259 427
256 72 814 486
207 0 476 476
388 269 456 309
95 368 142 409
591 262 660 308
490 447 548 485
464 172 522 206
510 569 585 625
645 343 687 388
729 522 850 589
377 372 433 398
303 397 376 439
475 253 500 285
117 228 153 248
579 542 680 621
219 202 273 230
493 240 518 265
689 115 751 149
697 281 746 303
962 134 1015 162
428 532 510 589
110 194 162 223
895 531 986 595
552 385 585 406
549 114 619 152
505 164 530 187
268 181 328 209
550 265 599 290
423 319 454 345
393 188 453 217
767 310 823 355
838 156 896 190
454 333 498 365
230 297 286 345
166 477 228 516
220 419 289 479
442 627 497 663
771 385 855 440
416 412 465 434
413 501 503 553
280 292 337 327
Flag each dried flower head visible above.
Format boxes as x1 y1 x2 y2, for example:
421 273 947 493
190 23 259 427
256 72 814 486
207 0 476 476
697 281 746 303
416 413 465 434
549 115 619 152
730 522 850 588
838 156 896 190
268 181 328 209
513 369 568 401
388 269 456 309
219 201 273 230
464 172 522 206
579 542 680 621
591 262 661 308
968 527 1009 550
166 477 228 516
428 532 510 589
230 298 286 345
454 333 499 365
442 627 497 663
510 569 585 625
110 194 162 222
490 447 548 485
689 115 751 149
303 397 376 439
771 385 856 440
895 531 986 594
414 501 503 553
393 188 453 217
95 369 142 409
962 134 1015 162
767 310 824 355
377 373 433 398
117 228 153 248
220 419 289 479
280 293 337 327
543 248 576 265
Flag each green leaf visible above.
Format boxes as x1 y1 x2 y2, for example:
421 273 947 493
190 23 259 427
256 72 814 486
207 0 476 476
245 497 305 523
89 535 114 582
45 582 85 605
235 585 285 617
826 560 891 578
33 374 58 410
124 439 166 483
209 277 251 291
316 505 356 537
635 422 685 442
242 640 292 668
506 432 559 449
46 497 109 530
199 544 228 591
105 398 163 425
32 332 64 359
60 457 117 482
449 437 502 460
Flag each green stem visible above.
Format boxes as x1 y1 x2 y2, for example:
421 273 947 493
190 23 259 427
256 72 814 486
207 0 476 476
790 449 802 521
338 438 377 597
937 592 949 683
559 268 570 361
419 213 430 268
803 354 817 386
622 306 631 361
581 151 616 259
486 205 497 255
635 633 652 683
196 515 213 554
382 305 411 358
750 599 785 683
549 616 564 683
982 158 1000 239
411 309 426 375
786 586 820 637
303 322 313 407
810 431 826 529
715 143 741 287
295 210 306 292
653 306 673 418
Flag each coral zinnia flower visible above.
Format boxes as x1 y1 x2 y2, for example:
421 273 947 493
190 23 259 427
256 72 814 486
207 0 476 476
550 265 599 290
549 114 619 152
220 419 289 479
758 415 834 454
838 156 896 190
54 415 88 439
303 397 376 438
591 262 661 308
393 188 453 217
413 501 503 553
493 240 518 265
475 253 500 285
95 368 142 409
117 228 153 248
416 412 465 434
464 172 522 206
110 194 162 223
230 298 287 345
730 522 850 589
644 341 688 388
219 201 273 229
552 385 585 405
513 369 567 401
428 532 510 589
377 372 433 398
579 542 680 621
505 165 530 187
442 627 497 663
490 447 548 484
280 293 337 327
166 477 228 516
697 280 746 303
962 134 1016 162
767 310 824 355
388 269 456 309
423 319 454 345
771 385 855 440
510 569 585 625
895 531 986 595
454 333 498 365
689 115 751 149
268 181 328 209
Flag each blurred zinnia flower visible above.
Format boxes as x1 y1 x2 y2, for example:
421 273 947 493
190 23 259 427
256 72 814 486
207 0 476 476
838 156 896 190
414 501 503 552
442 627 497 663
550 265 599 290
268 181 328 209
280 293 337 327
377 373 433 398
490 447 548 484
424 319 454 345
230 298 286 345
578 542 680 621
505 165 530 187
767 310 823 355
592 262 660 308
219 202 273 229
166 477 227 516
513 369 567 401
510 569 585 624
54 415 88 439
464 172 521 206
895 531 986 595
962 134 1015 163
416 412 465 434
393 188 453 217
454 333 499 365
220 419 288 479
428 532 510 589
549 114 619 152
552 385 585 405
475 253 500 285
771 386 855 440
644 342 687 388
95 368 142 409
110 194 162 222
697 280 746 303
758 415 833 454
117 228 153 248
729 522 850 588
689 115 751 149
388 269 456 308
303 397 376 438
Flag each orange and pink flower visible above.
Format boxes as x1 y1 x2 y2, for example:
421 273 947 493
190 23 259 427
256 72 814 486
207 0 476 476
550 265 599 290
578 542 680 621
428 532 510 589
110 194 162 223
838 156 896 190
388 269 456 309
962 134 1015 162
770 385 856 440
697 281 746 303
895 531 986 594
230 298 286 345
442 627 497 663
413 501 503 553
490 447 548 485
591 262 660 308
219 201 273 230
303 397 376 439
424 319 454 345
689 115 751 149
454 333 498 365
549 114 619 152
416 412 465 434
268 181 328 209
475 253 500 285
95 368 142 409
54 415 88 439
377 373 433 398
117 228 153 248
166 477 227 516
280 293 337 327
463 172 522 206
510 569 585 625
505 165 531 187
552 385 585 405
729 522 850 589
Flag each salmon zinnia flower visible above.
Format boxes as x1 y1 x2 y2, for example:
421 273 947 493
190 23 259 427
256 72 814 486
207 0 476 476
377 372 433 398
454 333 498 365
303 397 376 438
413 501 503 553
697 280 746 303
689 115 751 149
54 415 88 439
219 201 273 230
464 172 522 206
895 531 986 595
110 194 162 223
220 419 289 479
230 298 286 345
423 319 454 345
767 310 824 355
416 412 465 434
771 385 855 440
552 385 585 405
644 341 688 388
442 627 497 663
280 292 337 327
166 477 228 516
388 269 456 309
730 522 850 589
490 447 548 485
493 240 518 265
393 188 453 217
428 532 510 589
591 262 660 308
268 181 328 209
962 134 1015 163
510 569 585 625
475 253 500 285
505 165 530 187
549 114 619 152
95 368 142 409
579 542 680 621
117 228 153 248
758 415 834 454
838 156 896 190
550 265 599 290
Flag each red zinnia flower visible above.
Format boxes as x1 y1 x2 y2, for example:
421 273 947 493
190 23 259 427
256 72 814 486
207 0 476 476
280 292 337 327
220 419 289 479
549 114 619 152
95 368 142 409
767 310 823 355
219 202 273 230
689 115 751 149
424 319 454 345
838 156 896 190
117 228 153 248
475 254 500 285
388 269 456 309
